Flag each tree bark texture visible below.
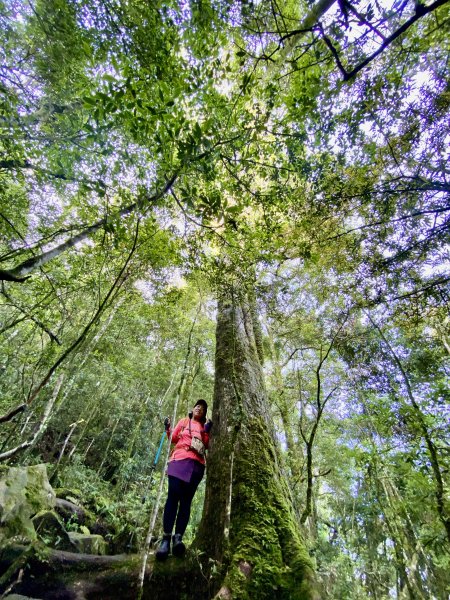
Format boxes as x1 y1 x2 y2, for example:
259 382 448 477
196 290 317 600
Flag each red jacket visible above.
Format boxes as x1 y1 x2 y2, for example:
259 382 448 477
167 417 210 465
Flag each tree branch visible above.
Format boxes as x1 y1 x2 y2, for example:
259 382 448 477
343 0 450 80
342 0 387 40
0 404 26 424
318 23 349 79
0 375 63 461
0 159 107 188
1 286 61 344
327 205 450 242
0 171 178 282
20 219 141 409
263 0 337 71
390 277 450 301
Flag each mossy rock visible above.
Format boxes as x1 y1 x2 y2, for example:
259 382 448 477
68 532 107 555
54 497 96 527
0 465 55 541
0 543 209 599
32 510 73 551
53 488 82 502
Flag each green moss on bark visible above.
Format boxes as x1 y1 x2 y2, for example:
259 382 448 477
198 293 318 599
221 417 316 600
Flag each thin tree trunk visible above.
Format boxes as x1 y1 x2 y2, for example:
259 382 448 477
137 307 201 597
51 296 125 423
0 374 64 461
117 373 177 495
380 478 426 599
83 438 95 460
300 316 346 524
369 315 450 544
67 406 100 461
97 413 124 475
55 421 79 470
21 221 139 412
358 387 437 597
266 324 302 484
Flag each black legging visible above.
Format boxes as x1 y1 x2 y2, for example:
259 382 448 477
162 475 202 536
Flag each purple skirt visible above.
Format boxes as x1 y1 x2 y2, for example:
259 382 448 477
167 458 205 484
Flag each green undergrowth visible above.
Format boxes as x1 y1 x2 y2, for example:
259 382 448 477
54 457 161 551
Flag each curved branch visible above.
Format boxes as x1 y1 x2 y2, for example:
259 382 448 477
21 218 141 410
0 404 26 424
0 172 178 282
1 287 61 344
342 0 450 80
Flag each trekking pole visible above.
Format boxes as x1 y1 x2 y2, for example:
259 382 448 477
139 371 176 502
138 393 181 598
154 430 166 469
127 427 167 550
141 429 166 504
129 374 178 551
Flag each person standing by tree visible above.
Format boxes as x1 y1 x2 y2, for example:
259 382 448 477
156 399 212 560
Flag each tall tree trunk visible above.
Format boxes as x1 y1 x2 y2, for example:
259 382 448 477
196 289 317 600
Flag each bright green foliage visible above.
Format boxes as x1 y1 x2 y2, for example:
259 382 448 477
0 0 449 597
264 260 449 598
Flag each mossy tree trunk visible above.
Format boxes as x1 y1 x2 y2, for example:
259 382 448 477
196 289 318 600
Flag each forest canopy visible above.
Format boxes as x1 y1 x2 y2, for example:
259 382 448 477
0 0 449 598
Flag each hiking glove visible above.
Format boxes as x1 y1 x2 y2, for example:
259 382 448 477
164 417 170 430
204 419 213 433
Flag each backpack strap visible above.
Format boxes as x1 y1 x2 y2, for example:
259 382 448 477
179 417 189 434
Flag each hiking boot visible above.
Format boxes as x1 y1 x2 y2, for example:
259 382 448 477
155 533 171 561
172 533 185 557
